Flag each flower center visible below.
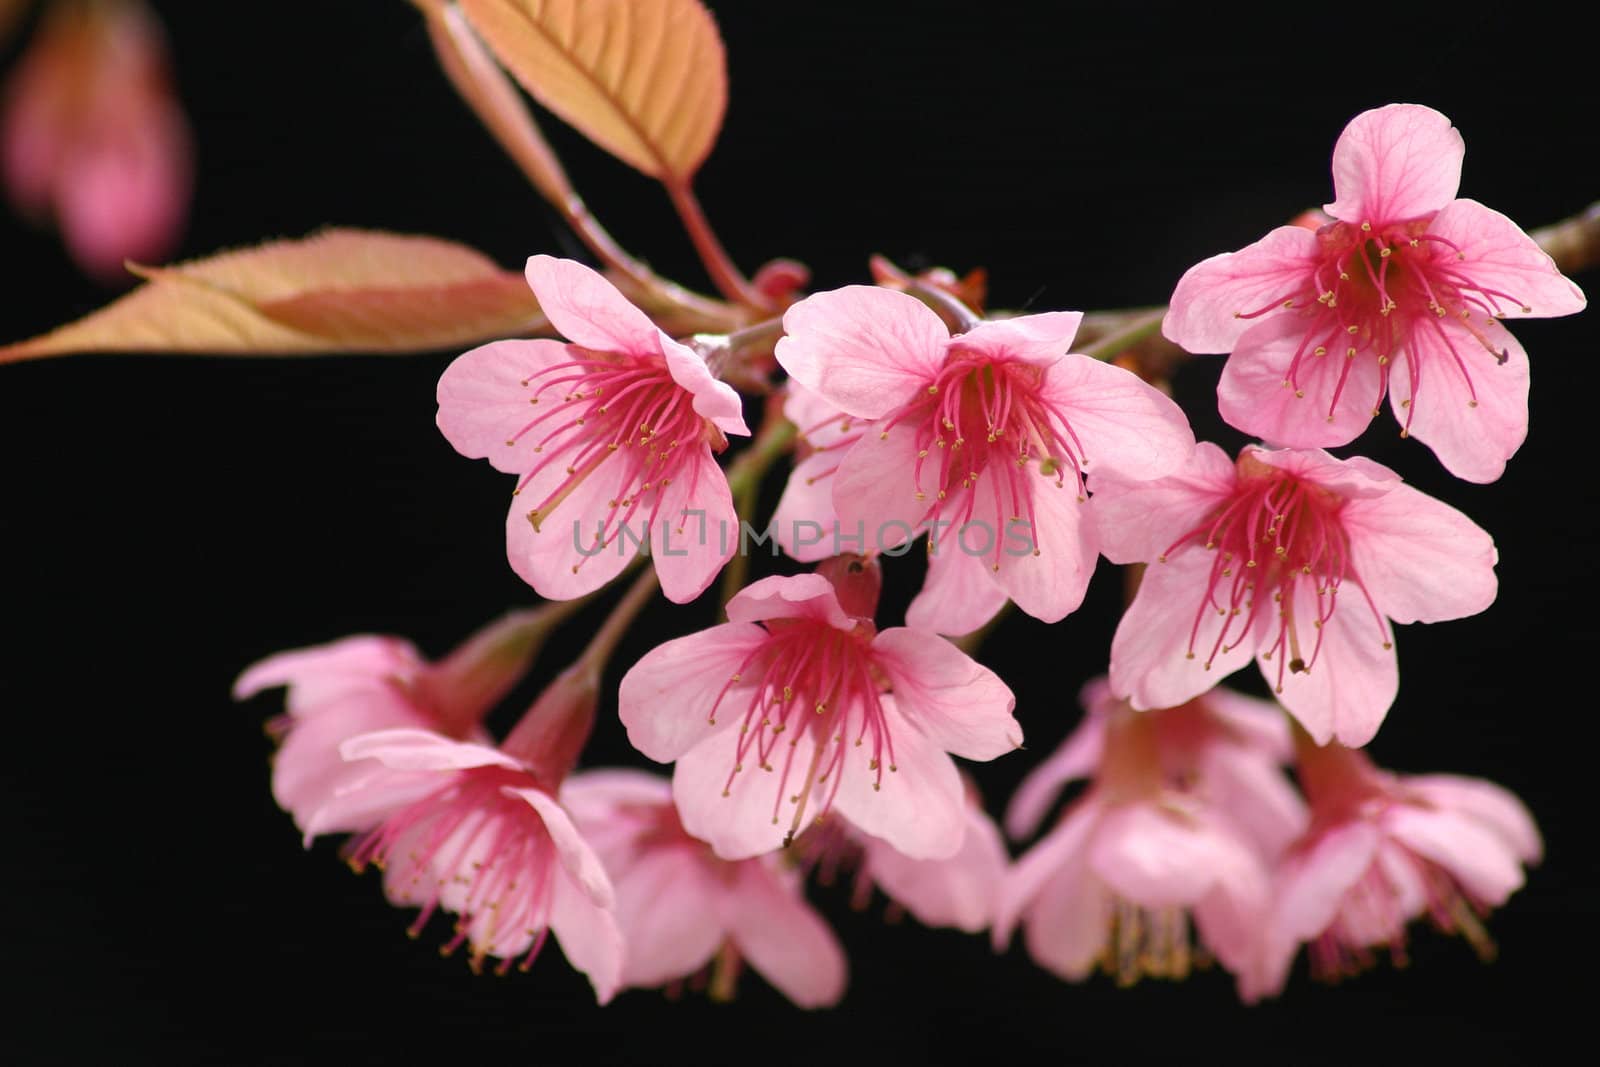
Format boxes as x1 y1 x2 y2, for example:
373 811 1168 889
348 767 558 974
1235 218 1531 432
1157 455 1387 690
881 351 1082 568
505 349 716 566
707 619 892 847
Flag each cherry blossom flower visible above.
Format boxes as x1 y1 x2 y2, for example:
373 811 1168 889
323 666 624 999
618 571 1020 861
995 680 1303 986
233 608 558 839
797 781 1010 934
562 768 847 1007
1095 442 1497 746
1241 740 1541 1001
771 381 871 563
1164 103 1585 482
437 255 750 603
2 0 191 282
775 285 1194 631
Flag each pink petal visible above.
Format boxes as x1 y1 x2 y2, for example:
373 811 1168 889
1384 806 1526 907
993 799 1099 949
232 634 421 709
1004 710 1105 841
727 860 848 1008
772 451 845 563
300 766 440 845
829 700 968 860
1324 104 1463 225
864 804 1009 932
1405 774 1541 864
1260 576 1397 746
547 863 627 1004
272 690 429 831
1087 801 1235 906
831 419 933 552
524 254 661 356
1189 829 1272 974
906 544 1009 637
1163 225 1322 353
1108 551 1257 710
1389 314 1530 483
782 380 855 446
661 336 750 436
956 311 1084 364
617 621 769 762
649 445 738 604
339 728 522 772
1019 841 1111 981
725 573 852 629
1431 198 1586 319
1201 685 1294 760
1343 482 1497 624
1088 440 1236 565
1218 313 1383 448
1272 821 1380 944
608 846 725 988
869 629 1020 761
436 338 581 473
775 285 948 419
991 470 1099 624
1200 744 1308 861
673 721 824 859
1038 354 1196 481
1245 445 1400 498
509 787 615 909
502 445 639 600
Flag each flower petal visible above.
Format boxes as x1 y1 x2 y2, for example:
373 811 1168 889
776 285 948 419
618 622 769 762
510 787 615 909
863 804 1009 932
339 728 522 772
649 445 738 604
725 572 851 629
673 720 824 859
956 311 1083 365
503 445 639 600
661 336 749 436
232 634 422 710
992 471 1099 624
1430 197 1586 320
829 700 968 860
727 860 848 1008
1005 710 1105 841
772 450 846 563
1390 314 1530 483
1343 482 1497 624
525 254 660 356
1218 313 1383 448
1405 774 1542 864
608 846 725 989
906 543 1009 637
1384 806 1526 907
1163 225 1322 353
1038 354 1196 481
547 863 627 1004
436 338 581 474
832 418 934 553
1088 441 1236 565
1324 104 1463 225
869 629 1020 761
993 799 1099 949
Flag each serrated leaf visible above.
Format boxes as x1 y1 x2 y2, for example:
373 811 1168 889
458 0 727 181
0 228 548 362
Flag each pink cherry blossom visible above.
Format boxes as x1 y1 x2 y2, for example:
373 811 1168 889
995 681 1303 986
1164 103 1586 482
437 255 750 604
562 768 847 1007
1242 740 1541 1001
798 781 1011 934
775 285 1194 631
1 0 191 282
1095 442 1497 746
618 572 1020 861
771 381 871 563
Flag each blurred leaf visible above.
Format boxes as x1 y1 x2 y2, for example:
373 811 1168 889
0 228 547 362
458 0 726 181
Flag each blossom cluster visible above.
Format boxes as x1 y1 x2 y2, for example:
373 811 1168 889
226 101 1581 1008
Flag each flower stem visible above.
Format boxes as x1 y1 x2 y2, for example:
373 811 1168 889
576 566 660 674
1079 307 1167 362
716 415 800 610
666 179 773 313
1532 200 1600 276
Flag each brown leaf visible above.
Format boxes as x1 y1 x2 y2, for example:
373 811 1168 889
0 228 547 363
458 0 727 181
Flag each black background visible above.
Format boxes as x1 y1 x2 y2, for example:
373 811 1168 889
2 2 1595 1063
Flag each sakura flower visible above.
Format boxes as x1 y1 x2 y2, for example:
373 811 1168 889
233 607 559 839
1164 103 1585 482
437 255 750 604
776 285 1194 632
798 781 1010 934
1095 442 1497 746
562 768 847 1007
995 680 1303 986
618 569 1020 861
2 0 191 282
328 668 624 999
1242 740 1541 1000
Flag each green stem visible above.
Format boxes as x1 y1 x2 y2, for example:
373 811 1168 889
717 415 801 611
1079 307 1167 362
